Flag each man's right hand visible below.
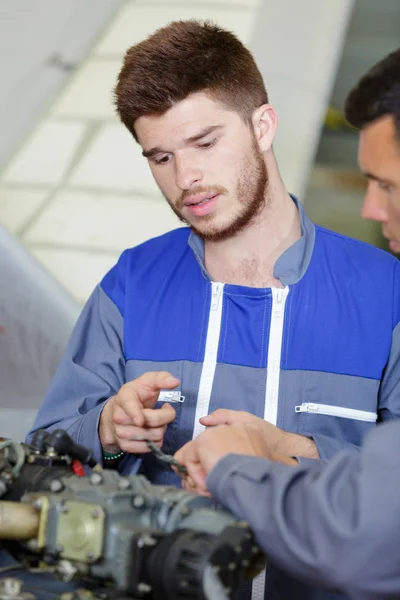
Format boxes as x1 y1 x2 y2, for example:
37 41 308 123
99 371 180 454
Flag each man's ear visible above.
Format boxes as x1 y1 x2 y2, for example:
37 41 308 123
252 104 277 152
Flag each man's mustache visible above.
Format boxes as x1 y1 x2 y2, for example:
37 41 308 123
177 185 228 209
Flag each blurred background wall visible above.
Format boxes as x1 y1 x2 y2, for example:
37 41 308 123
0 0 398 438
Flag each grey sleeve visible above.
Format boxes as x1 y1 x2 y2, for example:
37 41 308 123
27 285 126 465
378 321 400 420
309 432 361 460
207 420 400 600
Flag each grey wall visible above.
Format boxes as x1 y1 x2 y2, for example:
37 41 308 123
0 0 124 172
0 0 126 439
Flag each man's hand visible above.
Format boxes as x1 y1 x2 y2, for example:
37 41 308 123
174 423 297 495
200 409 319 459
99 371 180 454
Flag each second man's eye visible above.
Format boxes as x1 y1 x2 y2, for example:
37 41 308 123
154 154 171 165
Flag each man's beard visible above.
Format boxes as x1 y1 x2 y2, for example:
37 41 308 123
164 141 268 242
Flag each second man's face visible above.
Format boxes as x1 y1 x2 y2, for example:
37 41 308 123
358 114 400 253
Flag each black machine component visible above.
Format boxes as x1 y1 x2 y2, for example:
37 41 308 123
0 431 264 600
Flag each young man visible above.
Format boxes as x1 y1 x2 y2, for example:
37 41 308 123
29 23 400 600
175 48 400 600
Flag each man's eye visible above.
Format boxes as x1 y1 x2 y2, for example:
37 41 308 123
154 155 170 165
198 138 217 149
378 181 393 193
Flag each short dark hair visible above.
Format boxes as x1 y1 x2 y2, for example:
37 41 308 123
114 19 268 140
345 48 400 138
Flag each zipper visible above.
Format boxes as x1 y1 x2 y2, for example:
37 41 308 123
158 391 185 403
263 286 289 425
192 282 224 438
295 402 377 422
211 282 223 310
252 286 289 600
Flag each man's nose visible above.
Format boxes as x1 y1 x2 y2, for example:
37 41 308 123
361 185 388 223
175 156 202 191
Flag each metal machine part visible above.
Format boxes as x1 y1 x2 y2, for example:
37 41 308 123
0 578 36 600
0 432 265 600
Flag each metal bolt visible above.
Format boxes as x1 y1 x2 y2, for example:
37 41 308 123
32 498 42 511
2 578 22 596
86 552 95 562
137 583 152 594
91 509 100 519
138 534 157 548
228 562 236 571
50 479 64 493
252 545 259 554
132 495 145 508
224 588 232 596
26 539 38 552
90 472 103 485
118 478 130 490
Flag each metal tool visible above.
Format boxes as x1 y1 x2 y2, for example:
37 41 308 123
143 439 188 477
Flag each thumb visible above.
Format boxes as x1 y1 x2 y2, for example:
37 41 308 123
200 408 237 427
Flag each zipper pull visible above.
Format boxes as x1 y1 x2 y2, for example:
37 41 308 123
274 288 285 318
211 283 223 311
295 403 318 413
158 391 185 403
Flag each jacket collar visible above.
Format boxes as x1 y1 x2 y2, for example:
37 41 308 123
188 195 315 286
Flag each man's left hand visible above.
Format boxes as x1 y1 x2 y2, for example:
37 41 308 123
200 409 319 459
174 423 297 495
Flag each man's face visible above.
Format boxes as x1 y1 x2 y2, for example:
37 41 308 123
358 115 400 252
135 92 268 241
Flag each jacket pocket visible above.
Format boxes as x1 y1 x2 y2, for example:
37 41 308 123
295 402 377 422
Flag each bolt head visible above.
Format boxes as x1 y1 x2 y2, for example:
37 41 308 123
132 495 145 508
90 473 103 485
118 478 130 490
50 479 64 493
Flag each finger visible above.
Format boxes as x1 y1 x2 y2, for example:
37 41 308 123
185 461 208 491
113 394 145 428
174 442 208 491
142 404 176 427
117 439 161 454
128 372 180 409
182 478 211 497
114 424 167 444
200 408 237 427
174 441 191 464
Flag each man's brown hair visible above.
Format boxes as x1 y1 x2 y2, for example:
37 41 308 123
114 19 268 140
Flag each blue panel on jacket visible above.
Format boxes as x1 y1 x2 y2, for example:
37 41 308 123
101 228 209 362
218 286 272 368
282 227 400 379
